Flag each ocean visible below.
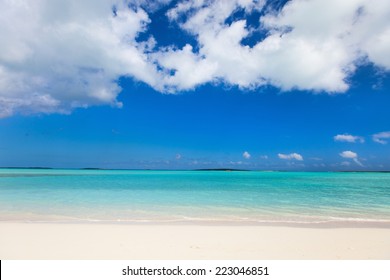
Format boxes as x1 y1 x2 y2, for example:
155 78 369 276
0 169 389 226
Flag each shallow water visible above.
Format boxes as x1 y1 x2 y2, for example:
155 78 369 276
0 169 389 225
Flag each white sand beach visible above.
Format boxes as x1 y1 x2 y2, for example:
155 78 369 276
0 222 389 259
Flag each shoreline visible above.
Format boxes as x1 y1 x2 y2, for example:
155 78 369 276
1 219 390 228
1 222 389 260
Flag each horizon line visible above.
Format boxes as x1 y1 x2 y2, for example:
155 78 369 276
0 167 389 173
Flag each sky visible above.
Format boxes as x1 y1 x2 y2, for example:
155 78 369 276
0 0 390 170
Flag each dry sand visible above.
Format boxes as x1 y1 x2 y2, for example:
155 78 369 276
0 222 389 259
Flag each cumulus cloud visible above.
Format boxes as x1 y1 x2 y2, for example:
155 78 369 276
334 134 364 143
339 150 363 166
0 0 161 117
1 0 390 117
155 44 218 91
243 151 251 159
278 153 303 161
372 131 390 144
340 150 358 159
161 0 390 92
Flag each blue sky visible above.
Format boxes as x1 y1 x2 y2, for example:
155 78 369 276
0 0 390 170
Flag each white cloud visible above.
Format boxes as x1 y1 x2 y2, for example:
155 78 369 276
243 151 251 159
1 0 390 117
278 153 303 161
160 0 390 92
154 44 218 91
175 153 182 160
356 2 390 70
260 155 268 159
340 150 358 159
372 131 390 144
334 134 364 143
0 0 161 117
339 150 363 166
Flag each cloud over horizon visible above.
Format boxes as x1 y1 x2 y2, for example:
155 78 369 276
334 134 364 143
278 153 303 161
243 151 251 159
372 131 390 144
1 0 390 117
339 150 363 166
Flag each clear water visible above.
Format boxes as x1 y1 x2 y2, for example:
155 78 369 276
0 169 389 225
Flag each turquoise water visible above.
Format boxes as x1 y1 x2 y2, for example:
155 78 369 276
0 169 389 225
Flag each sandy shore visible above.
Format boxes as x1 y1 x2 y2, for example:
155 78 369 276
0 222 389 259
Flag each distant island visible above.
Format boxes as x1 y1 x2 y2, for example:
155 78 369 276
194 168 249 171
